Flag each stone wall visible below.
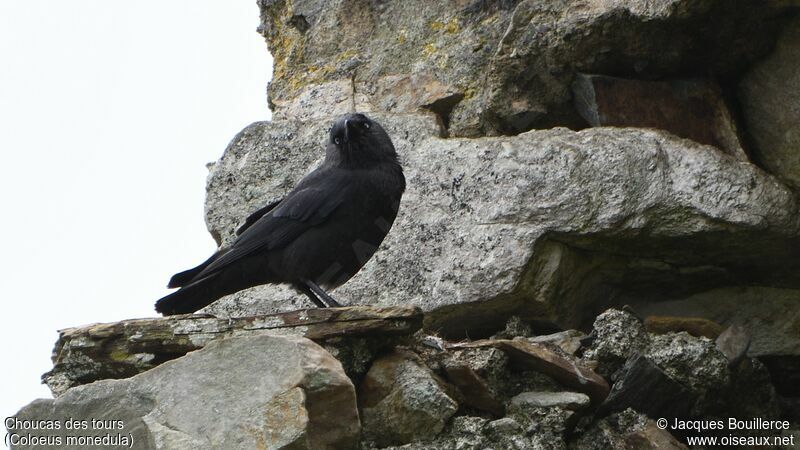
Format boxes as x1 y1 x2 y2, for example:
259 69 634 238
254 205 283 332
9 1 800 449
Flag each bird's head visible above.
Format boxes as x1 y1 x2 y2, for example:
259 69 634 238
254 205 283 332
327 113 398 167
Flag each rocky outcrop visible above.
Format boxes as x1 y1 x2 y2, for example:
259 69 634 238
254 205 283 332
740 15 800 191
13 307 800 449
195 4 800 380
10 0 800 448
202 114 800 340
15 334 359 450
258 0 793 136
42 305 421 395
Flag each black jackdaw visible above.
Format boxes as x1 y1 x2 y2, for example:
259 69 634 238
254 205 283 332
155 113 405 315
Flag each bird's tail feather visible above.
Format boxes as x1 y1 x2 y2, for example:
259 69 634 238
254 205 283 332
167 250 226 288
156 274 224 315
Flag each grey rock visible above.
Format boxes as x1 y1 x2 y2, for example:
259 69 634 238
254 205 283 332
630 286 800 357
715 324 751 366
507 402 574 450
443 362 505 416
449 339 610 403
599 353 695 419
366 416 490 450
582 309 650 377
259 0 794 136
740 15 800 191
13 334 360 450
645 332 730 395
570 409 686 450
448 416 491 449
511 391 590 411
485 417 524 435
483 417 537 450
492 315 534 339
440 345 510 389
359 350 458 446
435 342 566 405
202 114 800 338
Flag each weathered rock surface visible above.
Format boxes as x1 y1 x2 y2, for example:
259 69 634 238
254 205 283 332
715 323 751 366
449 338 610 403
367 415 533 450
740 15 800 191
646 331 730 394
258 0 793 136
202 114 800 338
581 307 754 423
13 1 800 449
582 308 650 377
359 350 458 446
15 335 360 450
21 304 793 449
508 401 576 449
599 353 696 419
442 363 505 416
631 286 800 357
573 74 747 160
570 409 687 450
510 391 590 411
525 330 586 355
44 305 421 395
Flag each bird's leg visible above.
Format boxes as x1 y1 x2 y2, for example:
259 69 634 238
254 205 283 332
302 279 342 307
294 282 328 308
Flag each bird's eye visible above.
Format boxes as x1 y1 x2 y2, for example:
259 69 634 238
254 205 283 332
334 137 341 145
363 122 370 129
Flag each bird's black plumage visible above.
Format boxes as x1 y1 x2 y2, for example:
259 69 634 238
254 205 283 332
155 113 405 315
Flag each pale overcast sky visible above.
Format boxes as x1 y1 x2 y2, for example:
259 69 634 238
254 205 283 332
0 1 272 428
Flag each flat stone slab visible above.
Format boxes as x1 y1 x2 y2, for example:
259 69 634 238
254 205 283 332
510 391 591 411
43 305 422 395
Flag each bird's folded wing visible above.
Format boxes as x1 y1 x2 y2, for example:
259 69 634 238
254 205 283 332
190 171 353 282
236 199 283 236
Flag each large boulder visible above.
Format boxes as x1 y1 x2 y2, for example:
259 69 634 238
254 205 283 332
12 335 360 450
201 113 800 338
740 15 800 192
258 0 793 136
